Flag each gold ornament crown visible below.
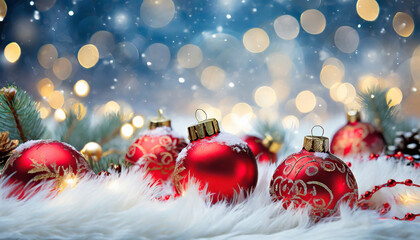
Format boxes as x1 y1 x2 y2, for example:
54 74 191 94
188 109 220 142
303 125 329 153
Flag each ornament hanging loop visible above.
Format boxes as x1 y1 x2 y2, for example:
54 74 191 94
311 125 324 137
195 109 208 122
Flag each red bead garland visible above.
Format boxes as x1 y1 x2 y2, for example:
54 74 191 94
357 178 420 221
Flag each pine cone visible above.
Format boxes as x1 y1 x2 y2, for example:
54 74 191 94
387 129 420 160
0 131 19 165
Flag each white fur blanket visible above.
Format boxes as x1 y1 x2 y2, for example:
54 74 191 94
1 156 420 240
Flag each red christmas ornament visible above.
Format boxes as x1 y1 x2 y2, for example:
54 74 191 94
331 110 386 157
125 110 187 184
1 140 93 199
242 135 281 164
173 111 258 203
270 126 358 220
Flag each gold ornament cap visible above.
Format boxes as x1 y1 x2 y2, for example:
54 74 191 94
188 109 220 142
149 109 171 130
303 125 329 153
262 134 282 153
80 142 103 162
347 110 361 123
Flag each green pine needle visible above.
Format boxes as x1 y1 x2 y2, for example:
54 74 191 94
0 86 45 143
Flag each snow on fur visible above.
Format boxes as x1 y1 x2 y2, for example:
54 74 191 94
1 156 420 239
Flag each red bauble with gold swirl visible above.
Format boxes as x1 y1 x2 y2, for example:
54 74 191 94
173 116 258 203
125 127 186 183
270 126 358 220
125 110 187 184
1 140 93 199
242 135 278 164
331 110 386 157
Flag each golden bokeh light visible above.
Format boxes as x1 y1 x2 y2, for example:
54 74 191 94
71 102 87 120
4 42 21 63
0 0 7 21
254 86 277 108
53 57 72 80
74 80 90 97
386 87 403 107
282 115 299 130
222 113 240 135
232 102 253 116
273 15 300 40
177 44 203 68
38 105 51 119
54 108 66 122
132 115 145 128
296 90 316 113
243 28 270 53
320 65 344 88
411 45 420 81
121 123 135 139
35 0 56 12
393 12 415 37
104 101 121 114
200 66 226 91
358 75 379 93
37 44 58 69
356 0 379 21
140 0 175 28
48 90 64 109
322 57 345 74
341 83 357 104
300 9 326 35
78 44 99 69
37 78 54 97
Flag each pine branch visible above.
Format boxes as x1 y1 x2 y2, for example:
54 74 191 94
0 86 45 143
359 86 402 145
255 120 286 144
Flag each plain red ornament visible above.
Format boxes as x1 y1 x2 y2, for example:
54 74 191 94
270 126 358 220
331 110 386 157
242 135 279 164
173 116 258 203
1 140 93 199
125 110 187 184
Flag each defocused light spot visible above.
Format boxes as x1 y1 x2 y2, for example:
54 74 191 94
104 101 120 114
121 123 134 138
254 86 277 108
282 115 299 130
37 78 54 97
393 12 414 37
35 0 56 12
334 26 359 53
54 108 66 122
272 80 290 102
322 57 345 75
411 45 420 81
0 0 6 21
243 28 270 53
300 9 326 35
37 44 58 69
232 102 253 116
4 42 21 63
132 115 145 128
356 0 379 21
177 44 203 68
78 44 99 69
296 90 316 113
74 80 90 97
71 102 87 120
144 43 171 70
222 113 240 134
341 83 356 104
200 66 225 91
320 65 343 88
358 75 379 93
198 103 222 120
53 57 72 80
140 0 175 28
38 105 50 119
48 90 64 109
90 31 115 58
274 15 300 40
386 87 403 107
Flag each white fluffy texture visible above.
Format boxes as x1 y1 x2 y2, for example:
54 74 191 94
1 156 420 239
13 140 80 154
145 126 184 139
314 152 329 159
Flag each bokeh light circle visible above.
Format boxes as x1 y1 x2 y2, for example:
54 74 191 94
356 0 379 21
144 43 171 70
4 42 21 63
74 80 90 97
48 90 64 109
254 86 277 108
320 65 343 88
300 9 326 35
37 78 54 97
386 87 403 107
140 0 175 28
0 0 6 21
38 44 58 69
274 15 300 40
35 0 56 12
334 26 359 53
200 66 226 91
393 12 415 37
177 44 203 68
78 44 99 69
296 90 316 113
53 57 72 80
243 28 270 53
